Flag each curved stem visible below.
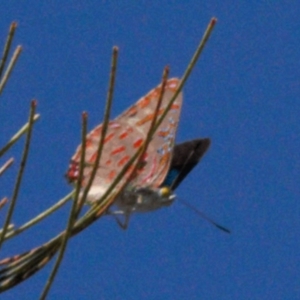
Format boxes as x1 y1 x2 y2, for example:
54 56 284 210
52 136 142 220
4 192 73 240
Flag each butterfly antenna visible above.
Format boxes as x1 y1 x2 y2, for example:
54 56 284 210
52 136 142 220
178 198 230 233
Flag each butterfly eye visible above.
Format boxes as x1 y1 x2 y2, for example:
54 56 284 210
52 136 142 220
159 186 171 197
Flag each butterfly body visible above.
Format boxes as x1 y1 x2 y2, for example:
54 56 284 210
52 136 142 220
114 187 175 214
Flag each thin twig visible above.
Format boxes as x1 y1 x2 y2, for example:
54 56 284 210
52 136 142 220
40 112 88 300
0 158 14 177
128 66 169 182
3 192 74 241
0 114 40 158
73 113 89 217
0 22 17 78
153 18 217 134
179 18 217 95
0 45 22 96
0 101 37 250
80 46 118 203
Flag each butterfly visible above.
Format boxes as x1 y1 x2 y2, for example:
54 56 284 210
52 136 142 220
0 81 213 292
66 78 210 228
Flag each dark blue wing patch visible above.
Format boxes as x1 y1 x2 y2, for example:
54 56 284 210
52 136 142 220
161 138 211 190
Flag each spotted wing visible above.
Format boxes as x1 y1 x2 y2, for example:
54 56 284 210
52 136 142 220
120 78 182 188
66 78 182 201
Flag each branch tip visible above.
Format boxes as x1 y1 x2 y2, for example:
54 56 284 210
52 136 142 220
0 197 8 211
211 17 217 26
11 22 18 30
82 111 88 119
16 45 22 53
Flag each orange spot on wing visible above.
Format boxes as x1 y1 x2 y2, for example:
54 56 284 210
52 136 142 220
133 138 144 148
119 131 128 139
138 96 151 109
90 126 102 138
159 152 170 167
104 132 115 144
118 155 130 167
150 88 161 98
171 103 180 110
105 159 111 165
85 138 93 149
158 130 169 137
111 145 126 155
108 170 116 181
135 115 153 126
135 108 164 126
89 152 97 163
126 105 138 117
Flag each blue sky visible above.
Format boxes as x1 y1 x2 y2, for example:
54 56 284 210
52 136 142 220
0 2 299 299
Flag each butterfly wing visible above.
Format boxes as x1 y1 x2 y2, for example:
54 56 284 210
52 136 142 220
121 78 182 189
162 138 211 190
66 78 182 201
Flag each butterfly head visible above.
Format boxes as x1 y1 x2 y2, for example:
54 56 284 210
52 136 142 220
158 186 174 201
115 186 176 213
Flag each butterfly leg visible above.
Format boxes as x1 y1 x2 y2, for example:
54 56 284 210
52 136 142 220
114 212 131 230
106 209 131 230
